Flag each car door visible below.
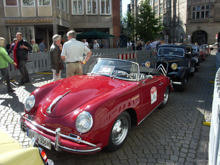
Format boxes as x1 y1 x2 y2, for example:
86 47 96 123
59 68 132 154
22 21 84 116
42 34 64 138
138 76 164 119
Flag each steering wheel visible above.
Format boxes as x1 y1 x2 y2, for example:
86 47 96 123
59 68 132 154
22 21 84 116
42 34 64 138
112 70 129 78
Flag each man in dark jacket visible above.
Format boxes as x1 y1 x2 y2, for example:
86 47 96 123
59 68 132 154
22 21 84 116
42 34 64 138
14 32 31 85
50 34 64 81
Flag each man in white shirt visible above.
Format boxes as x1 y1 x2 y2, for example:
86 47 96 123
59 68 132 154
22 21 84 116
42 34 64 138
61 30 92 77
93 40 99 49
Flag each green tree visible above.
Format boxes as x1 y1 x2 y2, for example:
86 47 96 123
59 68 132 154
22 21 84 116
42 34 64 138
122 11 136 41
122 0 163 42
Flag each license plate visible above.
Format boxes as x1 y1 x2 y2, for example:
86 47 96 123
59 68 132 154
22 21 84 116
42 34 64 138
27 129 51 150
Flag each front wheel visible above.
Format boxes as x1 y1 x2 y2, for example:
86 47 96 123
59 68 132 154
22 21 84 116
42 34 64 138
159 87 169 108
106 112 131 152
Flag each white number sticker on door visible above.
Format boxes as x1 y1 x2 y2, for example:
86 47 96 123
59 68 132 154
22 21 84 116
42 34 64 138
151 86 157 104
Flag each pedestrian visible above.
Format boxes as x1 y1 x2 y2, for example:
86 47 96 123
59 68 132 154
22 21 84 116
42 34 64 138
31 39 40 53
61 30 92 78
145 41 151 50
93 40 99 50
83 39 89 48
6 43 12 55
13 32 31 85
11 38 18 52
102 40 109 49
0 37 17 93
39 39 47 52
50 34 64 81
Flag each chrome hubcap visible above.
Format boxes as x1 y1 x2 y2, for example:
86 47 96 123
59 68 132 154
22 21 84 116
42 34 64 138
111 117 128 145
163 89 169 103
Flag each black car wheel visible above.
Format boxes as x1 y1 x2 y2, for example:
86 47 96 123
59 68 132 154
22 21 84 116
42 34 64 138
159 87 169 108
106 111 131 151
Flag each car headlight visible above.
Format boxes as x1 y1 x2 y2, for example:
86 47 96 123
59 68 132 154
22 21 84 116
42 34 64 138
76 111 93 133
25 95 35 112
145 61 150 67
171 63 178 70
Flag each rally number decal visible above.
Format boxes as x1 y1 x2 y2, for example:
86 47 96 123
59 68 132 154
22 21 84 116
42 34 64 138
151 86 157 104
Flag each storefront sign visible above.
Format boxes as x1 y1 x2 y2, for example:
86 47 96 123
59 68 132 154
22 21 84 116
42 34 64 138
4 19 53 24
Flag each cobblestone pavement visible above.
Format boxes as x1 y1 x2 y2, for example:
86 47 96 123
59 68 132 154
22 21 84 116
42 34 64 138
0 51 216 165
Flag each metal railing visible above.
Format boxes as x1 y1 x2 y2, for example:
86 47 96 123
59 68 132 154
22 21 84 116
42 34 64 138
7 49 152 77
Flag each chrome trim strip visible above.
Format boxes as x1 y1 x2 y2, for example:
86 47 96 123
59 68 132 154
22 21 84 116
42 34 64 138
21 115 97 147
138 102 162 125
51 142 101 154
46 90 71 114
172 81 182 85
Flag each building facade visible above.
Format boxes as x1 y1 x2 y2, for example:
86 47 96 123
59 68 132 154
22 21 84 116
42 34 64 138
186 0 220 45
0 0 120 49
148 0 187 43
129 0 220 45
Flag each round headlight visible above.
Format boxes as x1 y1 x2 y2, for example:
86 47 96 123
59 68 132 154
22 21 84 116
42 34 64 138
145 61 151 67
171 63 178 70
75 111 93 133
25 95 35 112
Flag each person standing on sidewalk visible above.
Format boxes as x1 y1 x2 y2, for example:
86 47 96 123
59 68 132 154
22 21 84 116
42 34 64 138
61 30 92 77
50 34 64 81
0 37 17 92
13 32 31 85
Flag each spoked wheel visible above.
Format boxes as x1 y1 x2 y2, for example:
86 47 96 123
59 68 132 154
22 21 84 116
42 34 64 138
159 87 169 108
106 112 131 151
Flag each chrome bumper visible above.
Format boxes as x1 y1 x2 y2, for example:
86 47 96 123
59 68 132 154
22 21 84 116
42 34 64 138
20 114 101 154
172 81 182 85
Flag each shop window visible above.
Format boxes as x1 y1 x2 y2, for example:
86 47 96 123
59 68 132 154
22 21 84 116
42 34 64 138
39 0 51 6
100 0 111 14
22 0 35 6
4 0 18 6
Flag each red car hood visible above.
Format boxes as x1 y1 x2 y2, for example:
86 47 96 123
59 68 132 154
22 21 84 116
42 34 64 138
40 75 124 117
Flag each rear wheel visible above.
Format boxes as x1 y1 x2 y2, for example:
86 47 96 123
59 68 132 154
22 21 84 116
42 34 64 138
106 112 131 151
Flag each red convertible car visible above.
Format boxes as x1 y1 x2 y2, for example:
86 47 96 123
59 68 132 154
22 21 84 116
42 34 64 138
20 58 172 154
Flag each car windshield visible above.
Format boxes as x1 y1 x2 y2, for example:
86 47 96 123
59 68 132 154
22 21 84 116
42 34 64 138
87 58 139 81
158 47 184 57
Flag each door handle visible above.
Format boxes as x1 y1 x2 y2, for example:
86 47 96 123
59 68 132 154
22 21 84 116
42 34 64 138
159 82 163 86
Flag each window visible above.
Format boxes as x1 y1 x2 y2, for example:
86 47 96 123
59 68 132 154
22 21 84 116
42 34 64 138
191 4 210 19
61 0 64 10
39 0 51 6
22 0 35 6
155 5 158 15
159 3 163 13
72 0 84 15
100 0 111 14
65 0 69 13
57 0 60 8
4 0 18 6
150 0 153 6
87 0 97 14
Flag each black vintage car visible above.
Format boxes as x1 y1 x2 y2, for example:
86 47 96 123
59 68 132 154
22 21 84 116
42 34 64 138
154 44 195 91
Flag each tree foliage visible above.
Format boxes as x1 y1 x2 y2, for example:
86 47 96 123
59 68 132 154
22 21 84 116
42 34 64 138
122 0 163 42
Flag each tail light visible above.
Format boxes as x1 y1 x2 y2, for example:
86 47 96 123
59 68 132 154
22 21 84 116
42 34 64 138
39 148 48 164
